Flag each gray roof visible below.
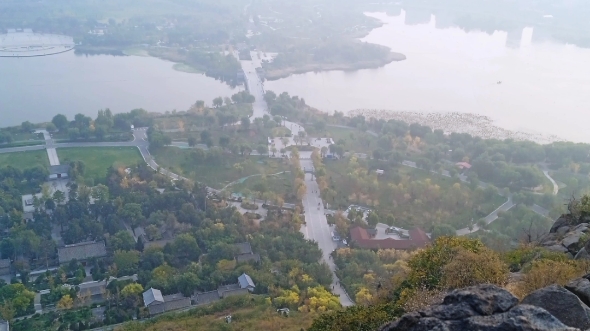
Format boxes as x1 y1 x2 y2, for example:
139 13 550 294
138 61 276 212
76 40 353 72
78 280 107 296
0 259 10 268
143 288 164 307
236 253 260 263
238 273 255 289
0 320 8 331
58 241 107 264
49 164 70 175
234 242 253 255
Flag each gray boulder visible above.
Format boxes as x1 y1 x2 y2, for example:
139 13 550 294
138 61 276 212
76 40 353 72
521 284 590 330
562 231 584 251
380 284 578 331
575 247 590 260
550 216 572 233
565 277 590 307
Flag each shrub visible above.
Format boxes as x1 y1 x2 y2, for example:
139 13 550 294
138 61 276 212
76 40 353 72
513 259 589 298
441 247 509 289
406 236 485 289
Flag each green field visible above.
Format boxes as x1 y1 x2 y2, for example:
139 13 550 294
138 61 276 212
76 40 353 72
152 147 291 190
57 147 143 183
0 150 49 169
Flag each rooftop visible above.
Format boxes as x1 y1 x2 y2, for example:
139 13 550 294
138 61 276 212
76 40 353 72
234 242 253 255
57 241 107 264
238 273 255 289
143 288 164 307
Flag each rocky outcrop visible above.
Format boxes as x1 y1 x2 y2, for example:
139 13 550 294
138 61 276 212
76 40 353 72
540 214 590 257
521 285 590 330
379 284 578 331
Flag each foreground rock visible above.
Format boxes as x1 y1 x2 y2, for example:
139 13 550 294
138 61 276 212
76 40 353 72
521 285 590 330
380 284 578 331
540 214 590 257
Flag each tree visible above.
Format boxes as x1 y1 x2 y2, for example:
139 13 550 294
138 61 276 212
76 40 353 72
121 283 144 297
212 97 223 108
118 203 145 227
257 144 268 156
175 272 200 297
114 250 140 276
195 100 205 109
188 136 197 147
53 190 66 205
431 224 457 239
21 121 34 132
57 294 74 310
241 116 250 130
219 136 230 150
45 123 57 132
110 231 136 251
52 114 68 130
367 212 380 227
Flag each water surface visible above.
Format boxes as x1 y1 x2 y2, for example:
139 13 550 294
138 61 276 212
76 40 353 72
265 11 590 142
0 51 240 125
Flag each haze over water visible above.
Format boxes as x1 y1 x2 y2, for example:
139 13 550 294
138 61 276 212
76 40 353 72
0 51 239 126
265 10 590 143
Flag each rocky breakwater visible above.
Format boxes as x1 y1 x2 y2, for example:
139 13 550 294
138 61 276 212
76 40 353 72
539 214 590 259
380 282 590 331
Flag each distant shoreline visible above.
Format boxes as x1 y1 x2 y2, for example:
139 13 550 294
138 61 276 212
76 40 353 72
262 51 406 81
349 109 565 144
0 46 74 58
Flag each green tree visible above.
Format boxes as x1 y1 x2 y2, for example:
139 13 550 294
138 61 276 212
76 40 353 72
52 114 68 130
114 250 140 276
110 231 136 251
212 97 223 108
431 224 457 239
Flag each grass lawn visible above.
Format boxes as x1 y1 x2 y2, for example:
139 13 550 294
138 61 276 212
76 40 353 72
152 147 291 190
229 170 294 201
57 147 143 184
0 150 49 169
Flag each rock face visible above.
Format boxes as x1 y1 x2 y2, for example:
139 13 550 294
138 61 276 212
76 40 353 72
540 214 590 257
380 284 578 331
521 285 590 330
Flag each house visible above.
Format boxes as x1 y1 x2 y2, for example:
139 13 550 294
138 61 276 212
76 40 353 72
57 241 107 264
0 320 8 331
350 227 430 250
0 259 10 276
77 280 107 303
193 273 256 306
238 273 256 292
234 242 260 263
142 288 191 316
49 165 70 180
456 162 472 170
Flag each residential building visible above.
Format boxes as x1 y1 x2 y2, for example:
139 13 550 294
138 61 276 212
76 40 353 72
234 242 260 263
0 320 8 331
57 241 107 264
193 273 256 306
142 288 191 316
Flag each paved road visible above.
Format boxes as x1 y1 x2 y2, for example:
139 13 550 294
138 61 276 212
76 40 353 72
455 196 515 236
543 170 559 195
299 159 354 306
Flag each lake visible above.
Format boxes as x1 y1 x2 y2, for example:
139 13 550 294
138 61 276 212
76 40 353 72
265 11 590 143
0 50 240 126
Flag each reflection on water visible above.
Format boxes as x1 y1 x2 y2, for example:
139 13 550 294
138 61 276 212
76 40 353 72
0 51 241 126
265 10 590 142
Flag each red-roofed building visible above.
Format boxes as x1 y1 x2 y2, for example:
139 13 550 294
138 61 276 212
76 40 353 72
456 162 472 170
350 227 430 250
